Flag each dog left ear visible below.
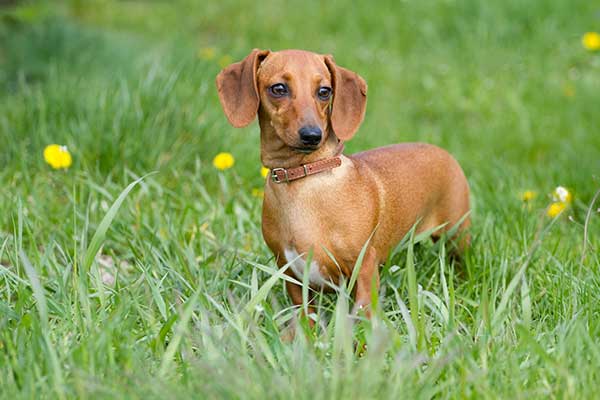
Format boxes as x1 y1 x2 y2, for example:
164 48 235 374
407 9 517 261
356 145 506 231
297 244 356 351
216 49 270 128
324 55 367 141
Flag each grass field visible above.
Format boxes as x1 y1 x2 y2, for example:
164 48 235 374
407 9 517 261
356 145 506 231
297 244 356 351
1 0 600 398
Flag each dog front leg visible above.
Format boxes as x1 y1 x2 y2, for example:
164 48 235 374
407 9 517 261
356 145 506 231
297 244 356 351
351 246 379 319
280 276 317 342
285 278 317 322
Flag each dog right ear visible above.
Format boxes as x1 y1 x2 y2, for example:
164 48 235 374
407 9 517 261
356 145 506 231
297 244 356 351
324 55 367 141
216 49 270 128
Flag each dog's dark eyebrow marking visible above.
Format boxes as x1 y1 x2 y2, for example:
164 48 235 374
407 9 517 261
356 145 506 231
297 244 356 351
312 74 328 84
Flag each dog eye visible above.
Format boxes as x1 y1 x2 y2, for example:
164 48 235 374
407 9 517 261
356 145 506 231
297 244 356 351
317 86 332 100
269 83 289 98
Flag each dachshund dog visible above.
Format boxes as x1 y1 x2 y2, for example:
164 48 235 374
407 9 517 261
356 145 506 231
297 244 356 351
217 49 470 320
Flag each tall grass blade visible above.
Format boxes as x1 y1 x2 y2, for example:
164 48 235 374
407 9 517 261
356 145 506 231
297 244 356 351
158 289 200 377
82 172 156 274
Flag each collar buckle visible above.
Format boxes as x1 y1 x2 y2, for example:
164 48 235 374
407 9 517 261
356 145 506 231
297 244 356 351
271 168 288 183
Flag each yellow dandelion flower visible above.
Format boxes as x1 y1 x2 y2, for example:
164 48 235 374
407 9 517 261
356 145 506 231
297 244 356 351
218 55 233 69
547 202 566 218
212 152 235 170
520 190 537 202
198 47 216 60
552 186 572 204
261 166 269 178
562 84 575 98
582 32 600 51
251 188 264 198
43 144 72 169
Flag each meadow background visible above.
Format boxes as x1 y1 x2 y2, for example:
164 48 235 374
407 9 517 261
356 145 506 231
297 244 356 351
1 0 600 398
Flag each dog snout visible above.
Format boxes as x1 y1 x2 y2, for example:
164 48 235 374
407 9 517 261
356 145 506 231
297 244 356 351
298 126 322 146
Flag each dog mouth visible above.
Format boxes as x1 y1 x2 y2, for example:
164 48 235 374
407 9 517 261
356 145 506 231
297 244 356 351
291 145 319 154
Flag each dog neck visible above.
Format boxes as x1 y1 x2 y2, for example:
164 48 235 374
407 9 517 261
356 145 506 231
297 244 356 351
259 116 342 169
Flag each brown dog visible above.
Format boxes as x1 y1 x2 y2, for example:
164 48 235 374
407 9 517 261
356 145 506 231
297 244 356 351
217 49 470 319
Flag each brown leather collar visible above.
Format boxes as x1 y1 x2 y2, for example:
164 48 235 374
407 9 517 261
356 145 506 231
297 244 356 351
270 156 342 183
270 142 344 184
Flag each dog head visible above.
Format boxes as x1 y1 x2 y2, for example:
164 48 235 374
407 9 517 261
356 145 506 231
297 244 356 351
216 49 367 155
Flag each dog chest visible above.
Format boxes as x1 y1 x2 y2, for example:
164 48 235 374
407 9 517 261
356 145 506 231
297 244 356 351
263 184 378 284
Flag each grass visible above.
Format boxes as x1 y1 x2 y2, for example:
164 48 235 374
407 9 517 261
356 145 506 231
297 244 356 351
1 0 600 398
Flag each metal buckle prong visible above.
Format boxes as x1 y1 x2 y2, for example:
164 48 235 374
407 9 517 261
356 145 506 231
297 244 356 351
303 164 308 176
271 168 288 183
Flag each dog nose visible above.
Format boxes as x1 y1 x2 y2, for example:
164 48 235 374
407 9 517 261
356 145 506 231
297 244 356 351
298 126 322 146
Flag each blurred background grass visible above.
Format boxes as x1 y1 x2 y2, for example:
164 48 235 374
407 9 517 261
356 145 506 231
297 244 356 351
2 0 599 174
1 0 600 398
2 0 599 249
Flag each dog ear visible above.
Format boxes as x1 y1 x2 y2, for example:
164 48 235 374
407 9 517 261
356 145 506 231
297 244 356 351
324 55 367 141
216 49 270 128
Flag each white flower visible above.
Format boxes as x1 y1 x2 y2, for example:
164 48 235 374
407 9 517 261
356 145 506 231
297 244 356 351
552 186 572 203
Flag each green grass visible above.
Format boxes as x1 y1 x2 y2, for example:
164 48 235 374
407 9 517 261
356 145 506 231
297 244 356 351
1 0 600 398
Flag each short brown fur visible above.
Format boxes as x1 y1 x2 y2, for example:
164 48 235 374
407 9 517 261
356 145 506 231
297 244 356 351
217 49 470 320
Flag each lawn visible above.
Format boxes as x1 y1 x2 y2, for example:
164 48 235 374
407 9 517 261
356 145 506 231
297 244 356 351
1 0 600 398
